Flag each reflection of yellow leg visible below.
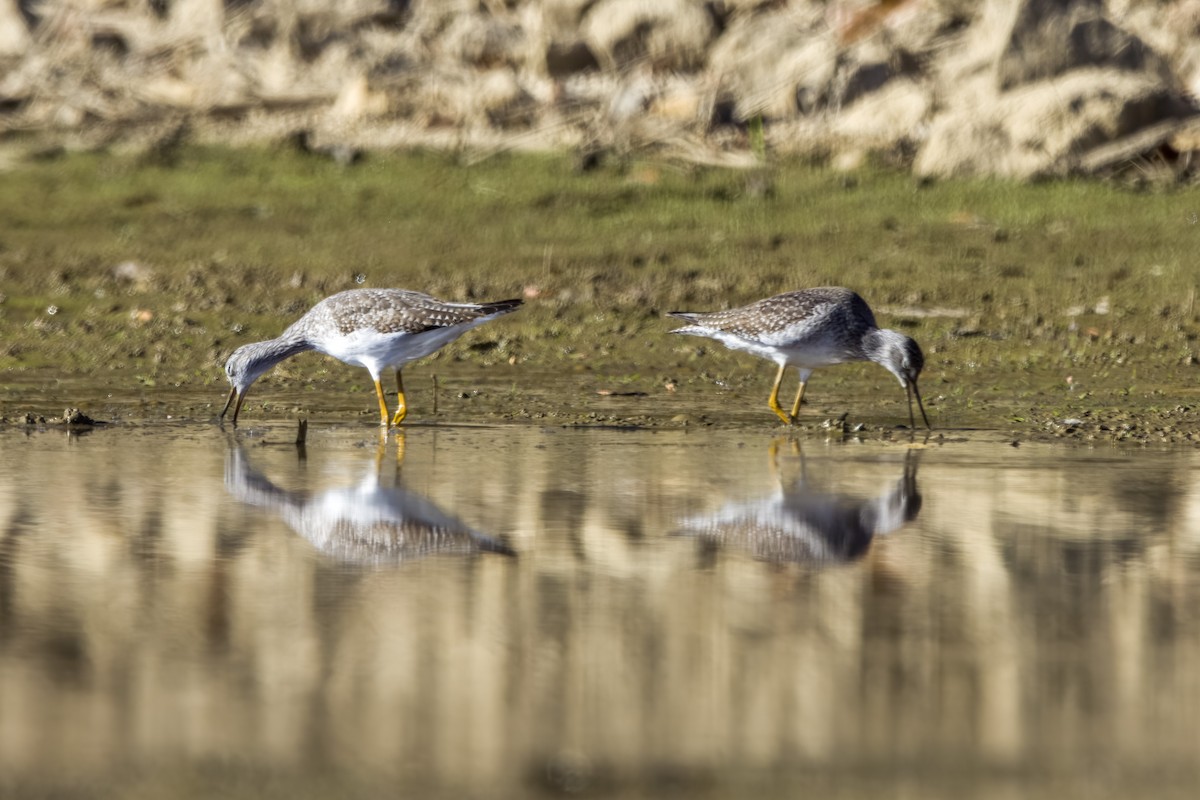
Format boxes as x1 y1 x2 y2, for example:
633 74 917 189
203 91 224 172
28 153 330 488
767 364 792 424
789 378 807 421
373 430 405 477
391 370 408 426
373 377 390 427
768 436 802 483
374 435 386 471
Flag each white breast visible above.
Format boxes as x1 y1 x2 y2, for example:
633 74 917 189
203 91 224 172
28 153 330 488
703 330 854 369
314 322 482 377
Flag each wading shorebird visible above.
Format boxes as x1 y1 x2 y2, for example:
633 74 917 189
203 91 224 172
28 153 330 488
668 287 930 428
221 288 522 427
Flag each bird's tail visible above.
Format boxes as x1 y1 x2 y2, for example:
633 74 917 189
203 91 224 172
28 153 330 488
473 532 518 557
476 298 524 317
666 310 706 334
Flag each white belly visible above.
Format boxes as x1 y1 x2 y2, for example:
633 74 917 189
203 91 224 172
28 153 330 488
314 323 480 378
705 330 854 369
775 341 856 369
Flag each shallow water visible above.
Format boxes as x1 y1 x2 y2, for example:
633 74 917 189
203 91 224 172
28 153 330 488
1 423 1199 799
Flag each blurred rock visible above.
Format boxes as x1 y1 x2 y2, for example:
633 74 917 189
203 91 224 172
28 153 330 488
438 13 527 69
330 74 388 119
995 0 1171 89
0 0 31 57
832 77 929 150
582 0 714 72
1 0 1198 180
914 0 1198 179
707 5 833 120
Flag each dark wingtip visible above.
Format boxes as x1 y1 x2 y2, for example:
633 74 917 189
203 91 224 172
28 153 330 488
477 534 518 558
481 298 524 316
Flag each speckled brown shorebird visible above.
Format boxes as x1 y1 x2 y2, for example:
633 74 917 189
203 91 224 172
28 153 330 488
668 287 930 428
221 289 522 427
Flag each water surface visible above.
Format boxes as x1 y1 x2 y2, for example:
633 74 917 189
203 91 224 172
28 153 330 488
1 424 1198 799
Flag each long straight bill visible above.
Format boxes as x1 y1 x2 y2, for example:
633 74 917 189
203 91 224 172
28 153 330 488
220 387 245 425
907 381 931 430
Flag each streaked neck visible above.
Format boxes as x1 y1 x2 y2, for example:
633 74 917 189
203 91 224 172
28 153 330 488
240 333 313 383
861 328 909 379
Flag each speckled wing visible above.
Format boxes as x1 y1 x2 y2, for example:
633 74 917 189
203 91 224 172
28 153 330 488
308 519 517 564
669 287 875 347
294 289 523 338
679 516 835 563
674 495 874 565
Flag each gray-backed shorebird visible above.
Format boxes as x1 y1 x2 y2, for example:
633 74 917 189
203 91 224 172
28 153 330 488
668 287 930 428
221 288 522 427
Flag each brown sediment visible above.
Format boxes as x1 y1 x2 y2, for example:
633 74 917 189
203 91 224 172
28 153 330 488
0 149 1198 445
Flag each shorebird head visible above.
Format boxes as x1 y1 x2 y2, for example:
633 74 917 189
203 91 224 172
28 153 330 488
224 342 276 393
220 342 273 425
870 330 931 430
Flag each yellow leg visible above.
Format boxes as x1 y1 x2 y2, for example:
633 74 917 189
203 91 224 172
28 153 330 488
767 364 793 424
391 370 408 427
373 377 390 427
789 378 807 421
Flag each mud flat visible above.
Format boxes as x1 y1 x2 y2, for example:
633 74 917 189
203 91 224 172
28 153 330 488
1 148 1199 444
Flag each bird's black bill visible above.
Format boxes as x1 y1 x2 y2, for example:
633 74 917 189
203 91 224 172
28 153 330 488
907 381 932 430
220 387 244 426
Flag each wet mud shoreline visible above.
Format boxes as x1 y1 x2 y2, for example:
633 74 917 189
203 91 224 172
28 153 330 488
2 148 1199 446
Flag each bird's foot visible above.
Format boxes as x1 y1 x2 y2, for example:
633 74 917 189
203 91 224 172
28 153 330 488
768 404 793 425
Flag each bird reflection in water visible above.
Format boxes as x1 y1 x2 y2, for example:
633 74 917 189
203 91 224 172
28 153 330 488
676 439 921 566
224 436 515 566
